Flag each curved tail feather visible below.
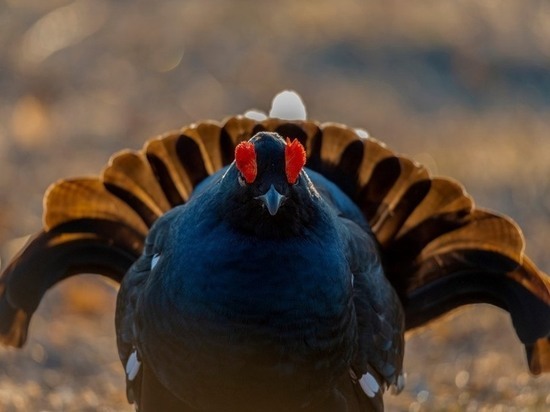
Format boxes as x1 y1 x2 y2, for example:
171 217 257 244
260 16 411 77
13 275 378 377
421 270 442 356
404 256 550 374
0 117 548 375
0 220 142 346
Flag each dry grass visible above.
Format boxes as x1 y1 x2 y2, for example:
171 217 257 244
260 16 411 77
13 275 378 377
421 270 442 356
1 1 550 410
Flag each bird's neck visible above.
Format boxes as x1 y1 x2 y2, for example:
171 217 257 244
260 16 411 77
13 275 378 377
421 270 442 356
219 190 321 239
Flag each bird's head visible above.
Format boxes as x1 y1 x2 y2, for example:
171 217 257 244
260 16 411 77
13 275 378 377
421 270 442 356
218 132 319 237
234 132 306 216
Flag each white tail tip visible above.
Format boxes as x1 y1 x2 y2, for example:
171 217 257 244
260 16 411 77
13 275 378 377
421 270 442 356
244 109 268 121
269 90 307 120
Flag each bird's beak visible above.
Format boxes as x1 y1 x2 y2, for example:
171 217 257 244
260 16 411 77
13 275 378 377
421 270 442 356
256 184 286 216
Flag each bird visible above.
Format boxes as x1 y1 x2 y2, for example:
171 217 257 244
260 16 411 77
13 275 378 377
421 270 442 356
0 91 549 411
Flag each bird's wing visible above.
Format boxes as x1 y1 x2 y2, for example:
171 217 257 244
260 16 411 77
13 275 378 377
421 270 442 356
115 253 148 404
115 207 180 405
310 171 404 407
342 217 405 408
1 117 548 375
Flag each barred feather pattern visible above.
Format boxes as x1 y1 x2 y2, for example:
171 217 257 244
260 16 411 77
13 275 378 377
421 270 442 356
0 116 549 374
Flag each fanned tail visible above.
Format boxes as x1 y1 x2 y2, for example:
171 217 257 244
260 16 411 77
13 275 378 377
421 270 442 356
1 117 548 375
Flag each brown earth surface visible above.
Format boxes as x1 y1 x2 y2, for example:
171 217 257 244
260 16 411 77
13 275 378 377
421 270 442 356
1 1 549 410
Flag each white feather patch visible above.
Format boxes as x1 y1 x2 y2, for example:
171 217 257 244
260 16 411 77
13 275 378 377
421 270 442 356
151 253 160 270
244 109 267 121
359 373 380 398
126 350 141 381
269 90 307 120
391 372 406 395
354 128 370 138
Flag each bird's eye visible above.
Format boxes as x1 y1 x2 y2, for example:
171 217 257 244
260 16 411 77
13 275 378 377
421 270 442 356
151 253 161 270
290 175 300 185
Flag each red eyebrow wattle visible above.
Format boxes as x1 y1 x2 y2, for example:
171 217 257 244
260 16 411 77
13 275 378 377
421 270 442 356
235 142 257 183
285 138 306 184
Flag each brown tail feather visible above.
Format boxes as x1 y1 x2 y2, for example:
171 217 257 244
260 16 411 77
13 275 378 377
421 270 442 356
0 220 142 346
144 132 198 203
395 177 473 240
527 337 550 375
509 258 550 374
103 151 172 224
44 178 150 235
1 117 548 374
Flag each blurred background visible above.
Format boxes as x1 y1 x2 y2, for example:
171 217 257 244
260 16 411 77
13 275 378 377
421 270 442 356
1 0 550 410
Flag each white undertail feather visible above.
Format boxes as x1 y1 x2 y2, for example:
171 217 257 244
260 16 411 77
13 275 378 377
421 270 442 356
359 373 380 398
269 90 307 120
126 350 141 381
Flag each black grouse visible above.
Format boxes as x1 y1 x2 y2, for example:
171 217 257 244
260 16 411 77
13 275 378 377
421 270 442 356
0 93 548 411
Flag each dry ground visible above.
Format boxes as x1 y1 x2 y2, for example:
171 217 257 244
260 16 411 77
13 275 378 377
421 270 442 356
1 1 549 410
